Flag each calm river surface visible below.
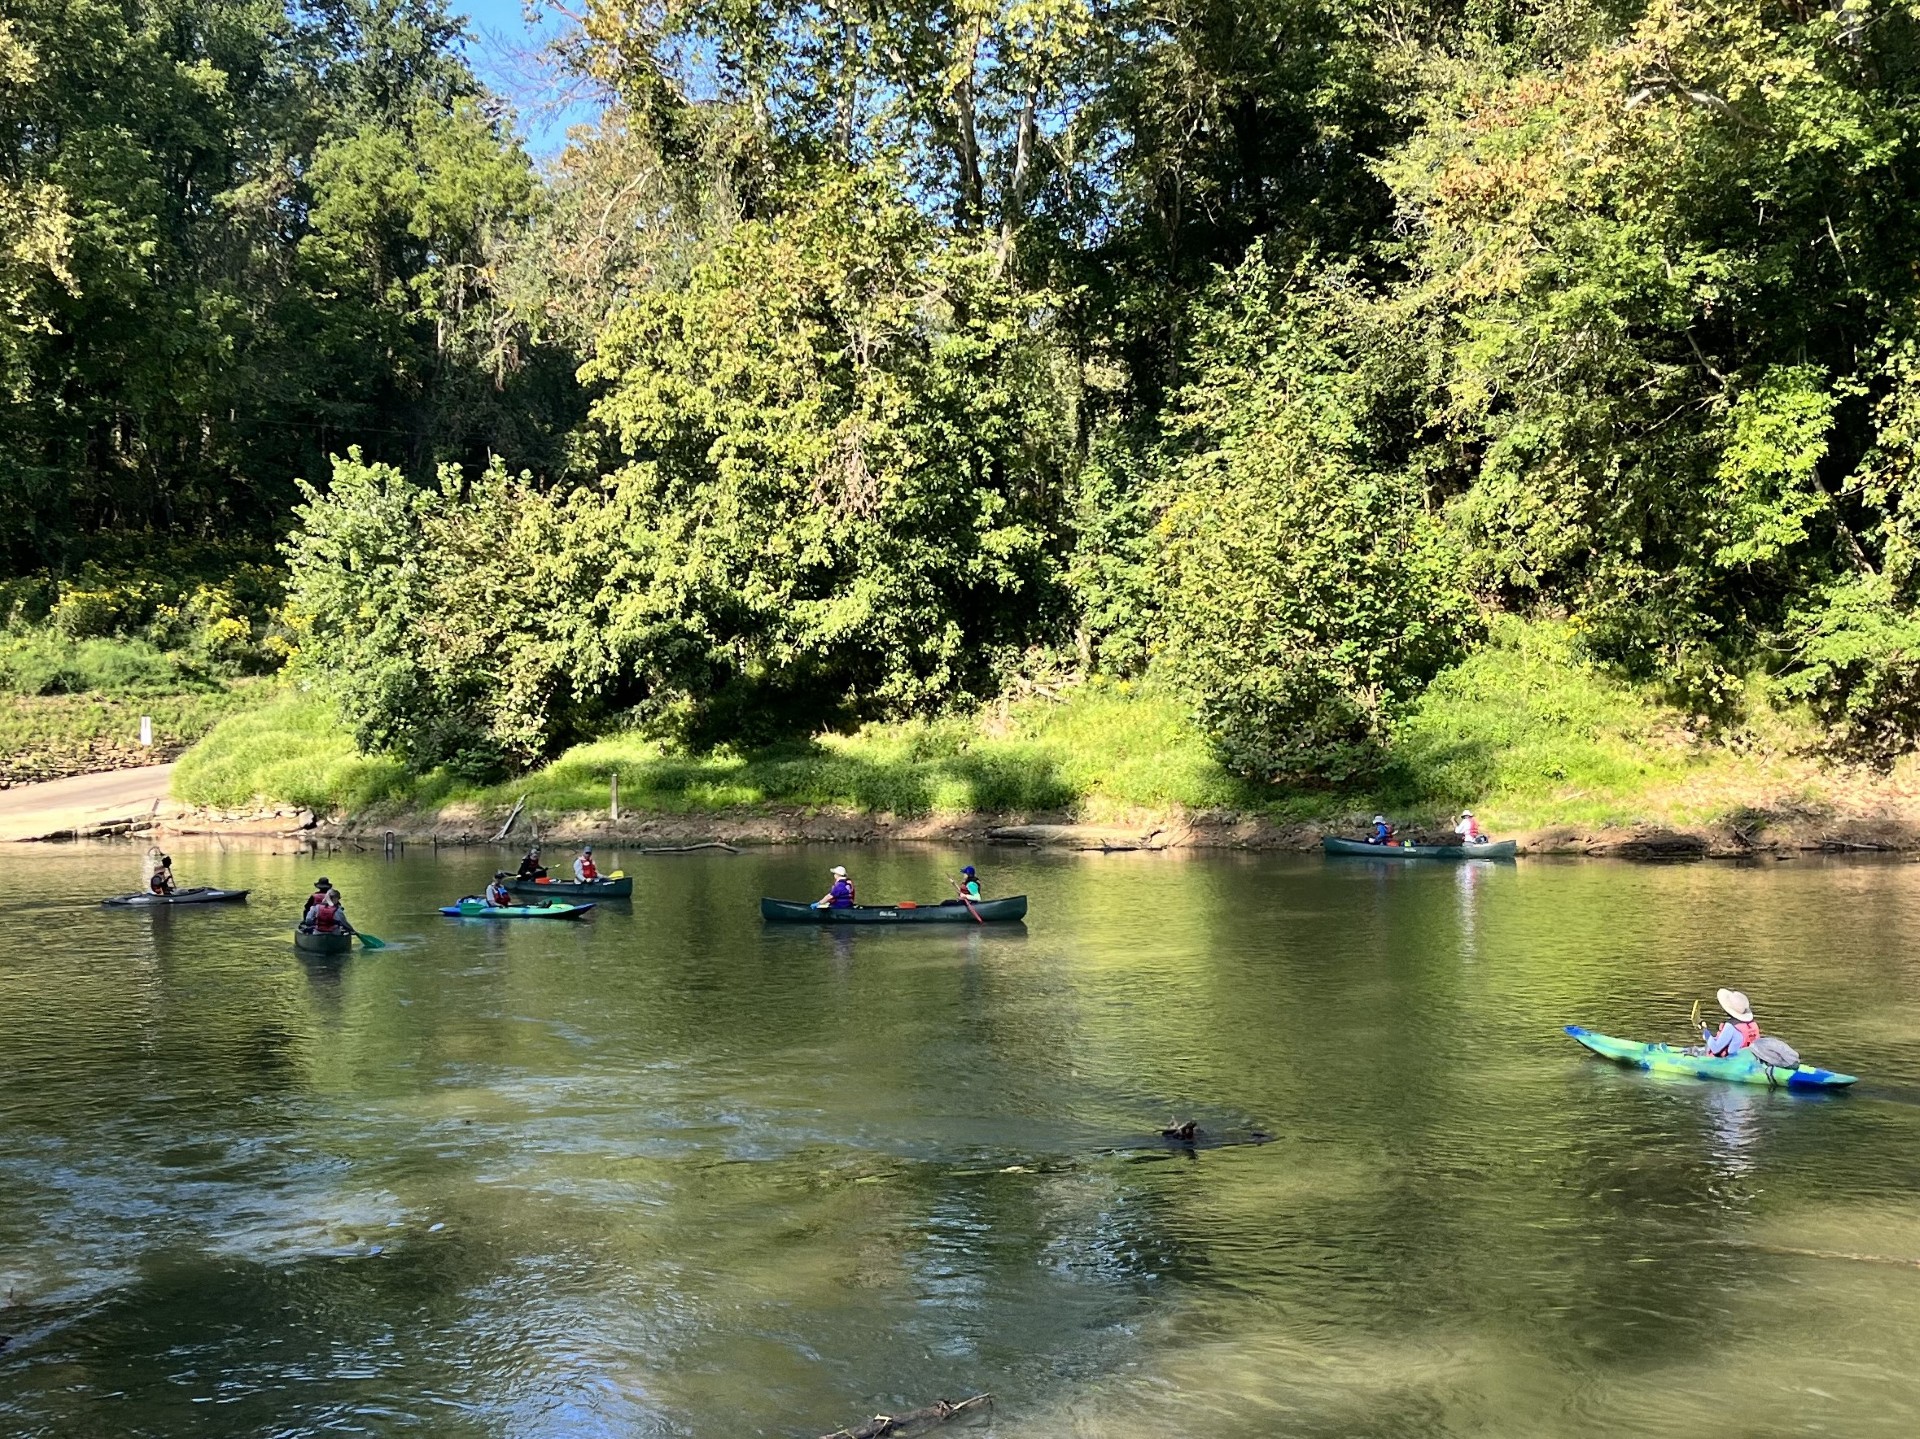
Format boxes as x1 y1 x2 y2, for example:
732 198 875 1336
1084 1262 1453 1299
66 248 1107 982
5 843 1920 1437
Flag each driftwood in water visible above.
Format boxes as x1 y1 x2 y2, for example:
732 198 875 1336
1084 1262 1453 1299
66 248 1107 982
820 1394 992 1439
636 841 740 855
492 796 527 843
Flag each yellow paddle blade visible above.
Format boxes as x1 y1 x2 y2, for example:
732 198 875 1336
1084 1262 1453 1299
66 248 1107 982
608 870 626 880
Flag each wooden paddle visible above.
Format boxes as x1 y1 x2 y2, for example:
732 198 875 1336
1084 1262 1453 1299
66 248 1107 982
951 879 984 923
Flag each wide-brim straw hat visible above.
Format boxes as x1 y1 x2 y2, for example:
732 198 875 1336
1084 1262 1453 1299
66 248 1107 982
1717 988 1754 1023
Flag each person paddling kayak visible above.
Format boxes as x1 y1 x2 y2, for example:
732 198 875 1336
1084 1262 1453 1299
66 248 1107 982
573 847 598 883
815 865 855 909
486 872 514 908
148 854 177 895
1699 988 1761 1057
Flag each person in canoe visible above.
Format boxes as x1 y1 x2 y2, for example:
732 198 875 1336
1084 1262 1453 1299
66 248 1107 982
814 865 855 909
148 854 177 895
1367 815 1395 845
1454 810 1488 845
572 846 599 883
486 871 515 908
1698 988 1761 1057
302 876 333 922
517 847 547 881
942 865 983 905
303 887 354 937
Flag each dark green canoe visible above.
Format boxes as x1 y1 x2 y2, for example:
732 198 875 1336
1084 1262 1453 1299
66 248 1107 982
1322 836 1517 860
504 875 633 899
761 896 1028 924
294 929 353 956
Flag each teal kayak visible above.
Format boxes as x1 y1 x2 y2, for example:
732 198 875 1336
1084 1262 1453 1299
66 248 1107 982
439 899 595 920
1565 1025 1856 1089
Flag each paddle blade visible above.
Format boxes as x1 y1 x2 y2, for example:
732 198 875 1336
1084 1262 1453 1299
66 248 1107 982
356 933 386 949
608 870 626 880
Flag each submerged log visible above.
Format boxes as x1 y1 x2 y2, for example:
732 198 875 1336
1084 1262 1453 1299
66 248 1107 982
636 841 741 855
819 1393 992 1439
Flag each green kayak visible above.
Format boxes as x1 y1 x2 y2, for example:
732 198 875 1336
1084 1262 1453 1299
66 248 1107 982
1565 1025 1856 1090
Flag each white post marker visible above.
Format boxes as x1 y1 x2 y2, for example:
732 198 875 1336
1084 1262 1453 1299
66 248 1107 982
139 715 153 747
610 771 619 821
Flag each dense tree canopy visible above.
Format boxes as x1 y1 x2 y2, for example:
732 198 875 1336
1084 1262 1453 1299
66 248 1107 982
23 0 1920 776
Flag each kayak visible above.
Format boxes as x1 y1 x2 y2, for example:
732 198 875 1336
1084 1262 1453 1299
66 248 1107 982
439 899 595 920
294 929 353 956
761 896 1028 924
504 875 633 899
1323 836 1517 860
1564 1025 1857 1089
102 887 250 907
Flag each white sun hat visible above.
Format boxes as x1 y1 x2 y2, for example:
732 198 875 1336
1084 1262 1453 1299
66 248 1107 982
1716 988 1754 1023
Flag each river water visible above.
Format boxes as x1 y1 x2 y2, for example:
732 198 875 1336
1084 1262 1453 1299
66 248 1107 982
3 842 1920 1437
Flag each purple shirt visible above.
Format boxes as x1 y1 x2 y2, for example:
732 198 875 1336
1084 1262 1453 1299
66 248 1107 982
827 878 854 907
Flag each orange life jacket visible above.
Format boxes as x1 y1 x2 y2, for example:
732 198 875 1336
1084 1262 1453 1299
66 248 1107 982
311 902 340 932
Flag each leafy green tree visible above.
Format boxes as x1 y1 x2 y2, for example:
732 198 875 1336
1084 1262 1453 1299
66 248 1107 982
1155 255 1480 780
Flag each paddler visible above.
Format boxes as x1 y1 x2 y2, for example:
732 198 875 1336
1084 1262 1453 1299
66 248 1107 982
485 871 514 908
1368 815 1394 845
572 846 598 883
302 876 332 921
516 846 546 880
814 865 855 909
1454 810 1487 845
307 888 353 936
148 854 177 895
1702 988 1761 1057
958 864 982 900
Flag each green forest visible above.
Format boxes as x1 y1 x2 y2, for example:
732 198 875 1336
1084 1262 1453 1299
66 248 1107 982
11 0 1920 819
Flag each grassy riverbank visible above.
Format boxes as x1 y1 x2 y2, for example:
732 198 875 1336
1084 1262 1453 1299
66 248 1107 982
0 634 261 785
170 619 1861 836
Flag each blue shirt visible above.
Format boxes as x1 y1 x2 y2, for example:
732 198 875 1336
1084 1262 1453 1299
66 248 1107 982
1706 1021 1755 1057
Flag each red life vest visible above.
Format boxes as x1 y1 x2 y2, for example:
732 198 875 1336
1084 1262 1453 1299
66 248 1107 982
311 902 341 933
1734 1019 1760 1049
579 855 598 880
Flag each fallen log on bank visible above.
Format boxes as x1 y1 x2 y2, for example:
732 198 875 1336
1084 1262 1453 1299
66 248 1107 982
819 1393 992 1438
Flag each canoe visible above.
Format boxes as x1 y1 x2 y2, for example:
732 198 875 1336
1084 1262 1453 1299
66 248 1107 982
1323 836 1517 860
294 929 353 955
1564 1025 1856 1090
504 875 633 899
439 899 595 920
760 895 1028 924
102 887 250 907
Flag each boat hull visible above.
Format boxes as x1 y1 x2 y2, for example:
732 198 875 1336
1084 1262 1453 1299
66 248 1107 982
1565 1025 1856 1089
439 900 595 919
294 929 353 955
504 876 633 899
1323 837 1516 860
102 887 251 907
761 895 1028 924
